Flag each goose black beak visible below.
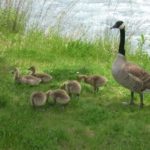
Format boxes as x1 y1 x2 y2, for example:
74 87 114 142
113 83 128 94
110 24 117 29
110 25 115 29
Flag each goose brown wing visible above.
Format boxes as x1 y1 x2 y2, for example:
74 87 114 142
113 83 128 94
126 63 149 80
126 62 150 90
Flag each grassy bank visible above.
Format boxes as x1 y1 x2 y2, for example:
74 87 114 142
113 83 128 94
0 29 150 150
0 1 150 149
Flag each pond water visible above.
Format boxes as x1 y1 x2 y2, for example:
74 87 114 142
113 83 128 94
30 0 150 52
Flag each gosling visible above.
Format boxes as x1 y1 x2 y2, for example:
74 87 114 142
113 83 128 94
60 80 81 99
12 68 41 85
47 89 70 109
77 75 107 92
28 66 52 83
30 91 47 107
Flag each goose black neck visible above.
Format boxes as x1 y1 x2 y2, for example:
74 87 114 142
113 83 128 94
119 28 125 56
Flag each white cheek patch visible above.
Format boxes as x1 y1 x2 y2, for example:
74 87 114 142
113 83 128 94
119 23 125 29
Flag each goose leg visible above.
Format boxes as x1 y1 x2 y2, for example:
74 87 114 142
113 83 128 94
130 91 134 105
139 93 144 108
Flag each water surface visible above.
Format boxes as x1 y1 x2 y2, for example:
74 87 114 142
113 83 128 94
30 0 150 52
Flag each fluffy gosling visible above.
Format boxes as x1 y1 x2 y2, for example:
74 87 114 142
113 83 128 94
47 89 70 108
77 75 107 92
30 91 47 107
28 66 52 83
60 80 81 99
12 68 41 85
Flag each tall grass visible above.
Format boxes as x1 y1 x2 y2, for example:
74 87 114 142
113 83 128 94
0 0 33 33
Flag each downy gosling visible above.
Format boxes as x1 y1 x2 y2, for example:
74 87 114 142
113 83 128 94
12 68 41 86
60 80 81 99
30 91 47 107
47 89 70 109
77 75 107 92
28 66 52 83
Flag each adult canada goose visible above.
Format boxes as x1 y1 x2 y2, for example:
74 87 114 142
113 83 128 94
111 20 150 108
28 66 52 83
12 68 41 85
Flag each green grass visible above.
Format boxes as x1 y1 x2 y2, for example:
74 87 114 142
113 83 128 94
0 0 32 33
0 30 150 150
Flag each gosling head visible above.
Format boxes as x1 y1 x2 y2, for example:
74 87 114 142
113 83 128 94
11 67 19 74
28 66 35 71
110 21 125 30
60 83 66 90
46 90 52 97
77 75 87 82
28 66 36 75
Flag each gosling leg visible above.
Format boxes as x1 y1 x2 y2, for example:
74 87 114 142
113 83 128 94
69 93 73 98
96 87 99 93
53 98 56 105
93 86 99 93
61 103 68 111
139 93 144 108
62 105 65 111
76 94 80 100
130 91 134 105
93 86 97 93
